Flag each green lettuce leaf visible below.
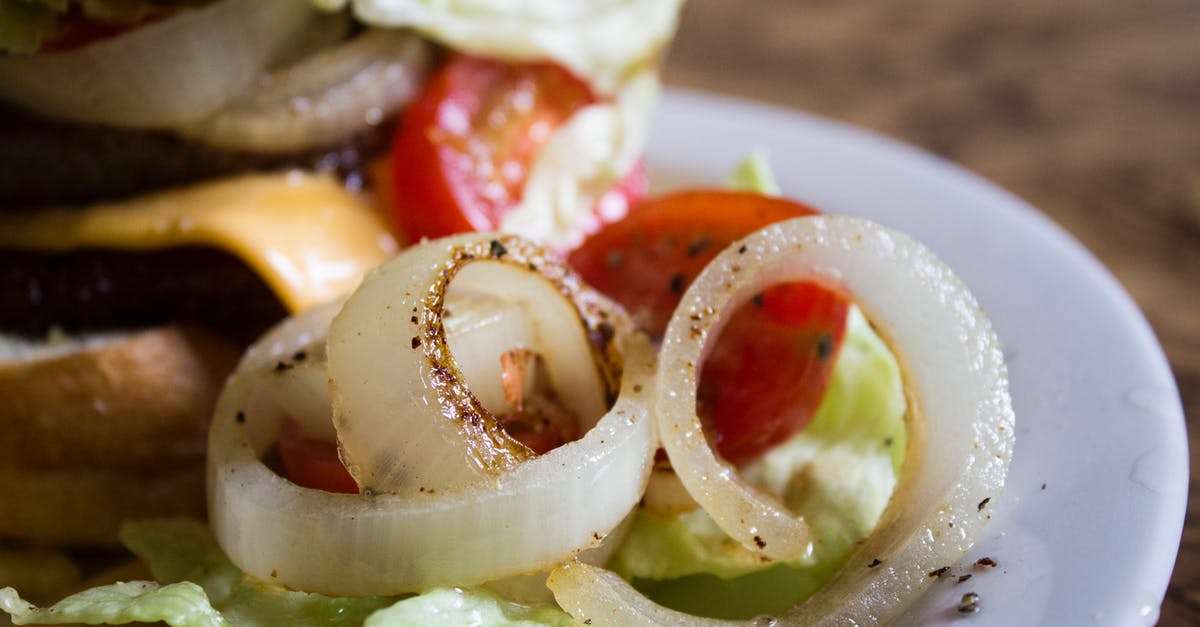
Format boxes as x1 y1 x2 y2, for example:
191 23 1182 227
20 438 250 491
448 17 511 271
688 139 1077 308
607 306 907 619
724 150 782 197
1 581 229 627
364 588 573 627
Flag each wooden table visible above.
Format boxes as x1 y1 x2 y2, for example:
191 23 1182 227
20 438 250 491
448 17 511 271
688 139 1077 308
663 0 1199 623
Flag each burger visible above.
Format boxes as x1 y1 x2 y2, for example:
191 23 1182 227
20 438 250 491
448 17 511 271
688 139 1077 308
0 0 682 599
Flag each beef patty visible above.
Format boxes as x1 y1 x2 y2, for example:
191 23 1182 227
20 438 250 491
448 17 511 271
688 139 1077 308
0 247 288 344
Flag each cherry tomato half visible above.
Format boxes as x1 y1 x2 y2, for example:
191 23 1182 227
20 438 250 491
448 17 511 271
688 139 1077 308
570 190 850 463
391 53 642 243
277 419 358 494
699 282 849 463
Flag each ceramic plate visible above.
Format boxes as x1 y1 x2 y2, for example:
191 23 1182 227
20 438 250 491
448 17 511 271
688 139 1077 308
646 88 1188 626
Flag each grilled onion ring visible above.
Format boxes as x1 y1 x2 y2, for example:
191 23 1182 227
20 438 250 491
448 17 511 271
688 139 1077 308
208 235 657 596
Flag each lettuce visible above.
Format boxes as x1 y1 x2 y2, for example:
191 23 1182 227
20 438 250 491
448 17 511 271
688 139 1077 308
607 307 907 619
364 589 573 627
725 150 782 197
1 581 228 627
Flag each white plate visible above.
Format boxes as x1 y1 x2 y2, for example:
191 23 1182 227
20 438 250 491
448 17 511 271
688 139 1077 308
646 89 1188 626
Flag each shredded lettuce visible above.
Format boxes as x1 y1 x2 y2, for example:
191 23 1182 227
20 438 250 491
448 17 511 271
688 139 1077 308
318 0 683 94
607 307 907 619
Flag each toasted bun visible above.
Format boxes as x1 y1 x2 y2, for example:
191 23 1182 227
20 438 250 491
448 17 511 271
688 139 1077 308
0 325 239 545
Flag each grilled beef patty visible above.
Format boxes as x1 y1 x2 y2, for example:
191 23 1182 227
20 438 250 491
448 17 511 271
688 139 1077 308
0 247 288 344
0 105 393 209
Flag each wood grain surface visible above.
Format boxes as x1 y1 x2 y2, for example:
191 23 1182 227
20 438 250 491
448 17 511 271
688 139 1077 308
662 0 1199 624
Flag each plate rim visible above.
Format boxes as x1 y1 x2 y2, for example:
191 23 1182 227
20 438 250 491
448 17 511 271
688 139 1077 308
648 86 1188 625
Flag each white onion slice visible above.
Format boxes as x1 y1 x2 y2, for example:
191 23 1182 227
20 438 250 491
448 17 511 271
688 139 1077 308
176 28 432 153
642 215 1013 621
0 0 343 128
549 560 746 627
328 234 617 493
208 235 657 595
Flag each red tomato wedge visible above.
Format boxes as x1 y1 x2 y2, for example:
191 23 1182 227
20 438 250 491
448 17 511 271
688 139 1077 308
570 190 851 463
391 53 644 243
277 419 358 494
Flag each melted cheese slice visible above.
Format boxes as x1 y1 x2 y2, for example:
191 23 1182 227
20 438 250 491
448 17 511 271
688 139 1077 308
0 172 398 312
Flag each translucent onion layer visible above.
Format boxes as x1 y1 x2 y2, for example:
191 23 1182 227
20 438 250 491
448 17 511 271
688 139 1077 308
208 235 657 596
177 28 432 153
0 0 345 128
594 215 1014 623
328 234 617 493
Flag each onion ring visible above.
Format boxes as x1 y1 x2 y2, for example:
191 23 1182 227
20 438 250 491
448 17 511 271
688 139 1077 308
208 235 657 595
177 28 432 153
0 0 344 128
595 215 1014 622
328 233 622 493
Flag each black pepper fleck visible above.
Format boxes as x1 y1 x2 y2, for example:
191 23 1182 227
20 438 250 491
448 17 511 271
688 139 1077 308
235 411 246 424
668 273 685 294
957 592 980 614
411 337 421 349
816 333 834 361
686 236 712 257
293 350 307 362
974 557 997 568
273 360 293 372
958 574 973 584
928 566 950 578
753 535 766 549
752 293 764 307
977 497 991 512
868 558 882 568
489 239 507 258
738 244 748 254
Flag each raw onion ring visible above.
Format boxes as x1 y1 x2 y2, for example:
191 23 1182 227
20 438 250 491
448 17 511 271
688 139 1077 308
208 235 657 595
0 0 345 128
589 215 1012 623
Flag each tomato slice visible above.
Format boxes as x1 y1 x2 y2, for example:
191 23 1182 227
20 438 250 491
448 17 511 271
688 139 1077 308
277 419 358 494
570 190 850 462
391 53 642 243
699 282 850 463
569 189 823 338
